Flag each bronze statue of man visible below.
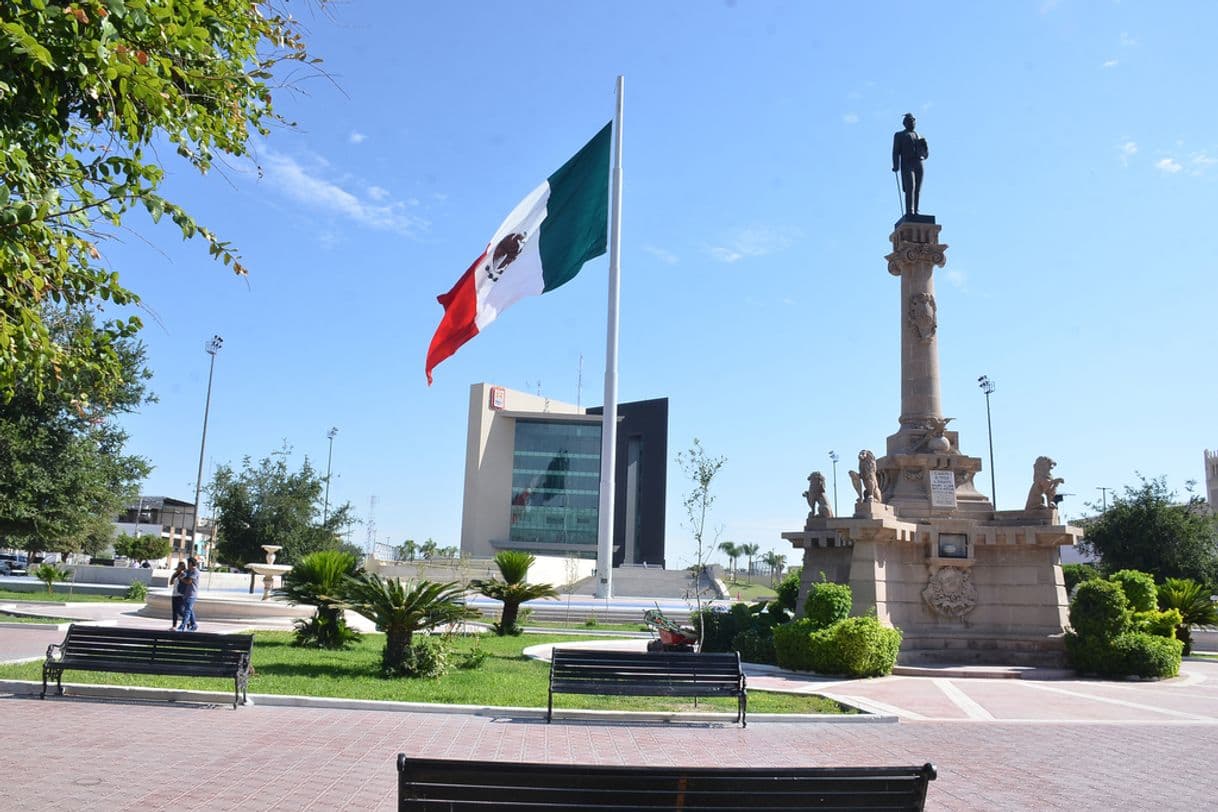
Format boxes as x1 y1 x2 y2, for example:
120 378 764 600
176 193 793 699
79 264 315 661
892 113 929 216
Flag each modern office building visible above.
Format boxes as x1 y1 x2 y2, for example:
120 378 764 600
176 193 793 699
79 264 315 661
460 383 667 567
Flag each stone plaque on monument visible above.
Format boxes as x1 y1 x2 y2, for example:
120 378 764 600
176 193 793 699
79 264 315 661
928 470 957 508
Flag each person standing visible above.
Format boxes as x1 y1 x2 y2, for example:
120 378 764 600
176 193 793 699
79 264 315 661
177 557 200 632
892 113 929 216
168 561 187 630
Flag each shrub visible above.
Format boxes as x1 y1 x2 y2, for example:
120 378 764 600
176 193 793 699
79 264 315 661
773 619 817 672
830 616 903 677
34 563 70 594
731 628 776 665
1111 632 1182 679
1064 631 1109 675
693 606 736 652
1068 580 1130 640
805 580 852 630
1062 563 1100 594
1158 577 1218 656
125 580 148 601
277 550 362 650
1109 570 1157 613
1132 608 1182 640
403 636 451 678
774 568 802 612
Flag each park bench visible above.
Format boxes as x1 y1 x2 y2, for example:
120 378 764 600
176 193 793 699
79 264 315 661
548 647 747 726
397 755 938 811
42 624 254 708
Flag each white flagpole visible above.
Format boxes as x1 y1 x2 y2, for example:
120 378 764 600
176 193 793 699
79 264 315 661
594 76 624 600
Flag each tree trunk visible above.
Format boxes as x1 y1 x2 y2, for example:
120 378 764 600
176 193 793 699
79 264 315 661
383 625 412 674
499 600 520 634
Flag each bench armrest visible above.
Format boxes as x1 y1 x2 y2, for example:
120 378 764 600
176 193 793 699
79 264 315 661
45 642 63 661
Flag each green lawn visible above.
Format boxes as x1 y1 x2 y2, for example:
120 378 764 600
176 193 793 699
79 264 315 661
0 631 852 715
725 581 778 601
0 610 73 624
0 588 137 603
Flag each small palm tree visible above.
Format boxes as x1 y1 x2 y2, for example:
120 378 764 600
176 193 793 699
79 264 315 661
718 541 741 582
472 551 558 635
762 550 787 586
740 543 760 580
1158 577 1218 655
34 563 70 595
337 574 469 676
276 549 362 649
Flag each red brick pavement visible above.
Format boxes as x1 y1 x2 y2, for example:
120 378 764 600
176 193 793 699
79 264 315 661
1 695 1217 811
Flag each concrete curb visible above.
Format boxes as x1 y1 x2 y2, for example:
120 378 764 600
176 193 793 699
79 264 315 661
0 679 893 724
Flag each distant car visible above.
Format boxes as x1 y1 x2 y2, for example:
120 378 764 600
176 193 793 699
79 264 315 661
0 559 27 577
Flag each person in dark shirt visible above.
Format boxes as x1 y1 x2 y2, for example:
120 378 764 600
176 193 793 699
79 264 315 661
892 113 929 215
177 557 200 632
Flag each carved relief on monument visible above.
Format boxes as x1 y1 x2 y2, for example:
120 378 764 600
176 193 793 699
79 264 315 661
907 292 937 342
849 450 883 504
922 566 978 617
954 469 975 486
911 416 953 453
1025 456 1065 510
803 471 833 519
885 240 948 275
903 468 925 481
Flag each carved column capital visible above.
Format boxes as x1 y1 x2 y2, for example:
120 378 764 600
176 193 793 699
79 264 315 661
886 240 948 275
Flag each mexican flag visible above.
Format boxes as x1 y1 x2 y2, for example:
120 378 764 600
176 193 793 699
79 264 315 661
425 123 612 384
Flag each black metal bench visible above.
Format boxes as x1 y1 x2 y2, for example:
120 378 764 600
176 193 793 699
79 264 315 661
397 755 938 811
548 648 747 726
42 624 254 708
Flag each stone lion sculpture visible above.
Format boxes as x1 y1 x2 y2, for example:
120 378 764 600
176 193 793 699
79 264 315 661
803 471 833 519
1025 456 1065 510
849 450 882 503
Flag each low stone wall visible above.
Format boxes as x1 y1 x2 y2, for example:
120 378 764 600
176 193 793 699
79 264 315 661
61 564 153 586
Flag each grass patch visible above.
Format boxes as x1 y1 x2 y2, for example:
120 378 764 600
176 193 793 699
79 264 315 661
725 581 778 601
0 588 135 604
0 631 851 715
0 610 73 624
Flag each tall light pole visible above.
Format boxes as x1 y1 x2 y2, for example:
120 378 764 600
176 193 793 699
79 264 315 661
190 335 223 561
1097 486 1112 512
323 426 339 525
828 451 840 516
977 375 997 508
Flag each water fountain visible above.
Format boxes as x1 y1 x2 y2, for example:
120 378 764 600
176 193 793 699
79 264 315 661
247 545 293 600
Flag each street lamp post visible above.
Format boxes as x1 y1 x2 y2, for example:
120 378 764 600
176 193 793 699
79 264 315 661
190 336 223 563
323 427 339 525
977 375 997 508
1097 486 1112 512
828 450 840 516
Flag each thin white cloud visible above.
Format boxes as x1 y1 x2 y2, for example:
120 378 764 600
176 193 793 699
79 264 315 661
1120 32 1138 47
944 269 968 291
1118 140 1137 166
367 185 389 201
1102 59 1119 69
348 131 367 144
641 244 679 265
706 225 801 264
261 148 429 236
1191 152 1217 168
1155 158 1182 174
842 112 859 125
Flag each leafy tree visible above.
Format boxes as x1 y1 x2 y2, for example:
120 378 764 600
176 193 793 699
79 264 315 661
336 574 469 676
1158 577 1218 655
275 549 361 650
113 532 170 562
1079 477 1218 587
740 542 760 579
0 0 322 404
210 446 353 567
677 438 726 636
472 551 558 635
718 541 741 581
0 308 150 560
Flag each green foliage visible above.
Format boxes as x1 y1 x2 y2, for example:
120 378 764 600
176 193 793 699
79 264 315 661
1109 569 1157 613
0 0 322 403
113 533 171 562
1068 579 1130 640
335 574 470 677
404 636 452 679
1111 632 1182 678
472 551 557 636
277 550 362 650
676 438 726 614
731 628 776 665
1062 563 1100 594
773 618 817 671
1079 477 1218 587
210 446 354 567
33 563 69 593
1157 577 1218 655
1132 608 1182 639
830 615 903 677
774 568 802 613
695 601 788 660
582 614 599 628
124 580 148 601
0 309 150 558
805 579 852 630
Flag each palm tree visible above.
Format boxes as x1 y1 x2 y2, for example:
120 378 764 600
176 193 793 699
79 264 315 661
1158 577 1218 655
337 574 469 675
740 543 760 581
472 551 558 635
718 541 741 582
419 539 438 560
34 563 69 595
275 549 361 649
761 550 787 586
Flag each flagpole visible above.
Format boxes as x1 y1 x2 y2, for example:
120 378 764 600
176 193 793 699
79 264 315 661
594 76 624 600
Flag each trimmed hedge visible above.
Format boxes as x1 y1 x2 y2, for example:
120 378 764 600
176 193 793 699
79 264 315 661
1062 563 1100 594
805 580 852 629
772 613 902 678
1109 569 1157 613
1068 580 1130 640
1066 569 1181 679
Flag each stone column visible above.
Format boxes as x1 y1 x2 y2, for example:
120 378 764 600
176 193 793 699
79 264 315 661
885 218 948 451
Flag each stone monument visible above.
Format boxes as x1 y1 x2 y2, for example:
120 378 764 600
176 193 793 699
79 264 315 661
782 120 1082 665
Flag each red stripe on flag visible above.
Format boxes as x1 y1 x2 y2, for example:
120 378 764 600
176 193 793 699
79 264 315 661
425 252 485 385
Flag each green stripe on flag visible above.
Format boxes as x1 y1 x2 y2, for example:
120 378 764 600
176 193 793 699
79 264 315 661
539 122 611 292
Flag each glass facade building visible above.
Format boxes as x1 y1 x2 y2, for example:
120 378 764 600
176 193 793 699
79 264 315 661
509 420 601 555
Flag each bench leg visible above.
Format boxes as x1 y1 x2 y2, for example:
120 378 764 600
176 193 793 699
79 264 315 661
40 665 49 699
547 689 553 723
740 693 747 728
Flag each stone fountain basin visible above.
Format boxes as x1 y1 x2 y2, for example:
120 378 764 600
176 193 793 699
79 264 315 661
137 589 312 622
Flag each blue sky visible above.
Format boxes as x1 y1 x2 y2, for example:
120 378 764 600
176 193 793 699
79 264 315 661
111 1 1218 569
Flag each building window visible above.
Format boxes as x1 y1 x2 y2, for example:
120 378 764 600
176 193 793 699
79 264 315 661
509 420 601 550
